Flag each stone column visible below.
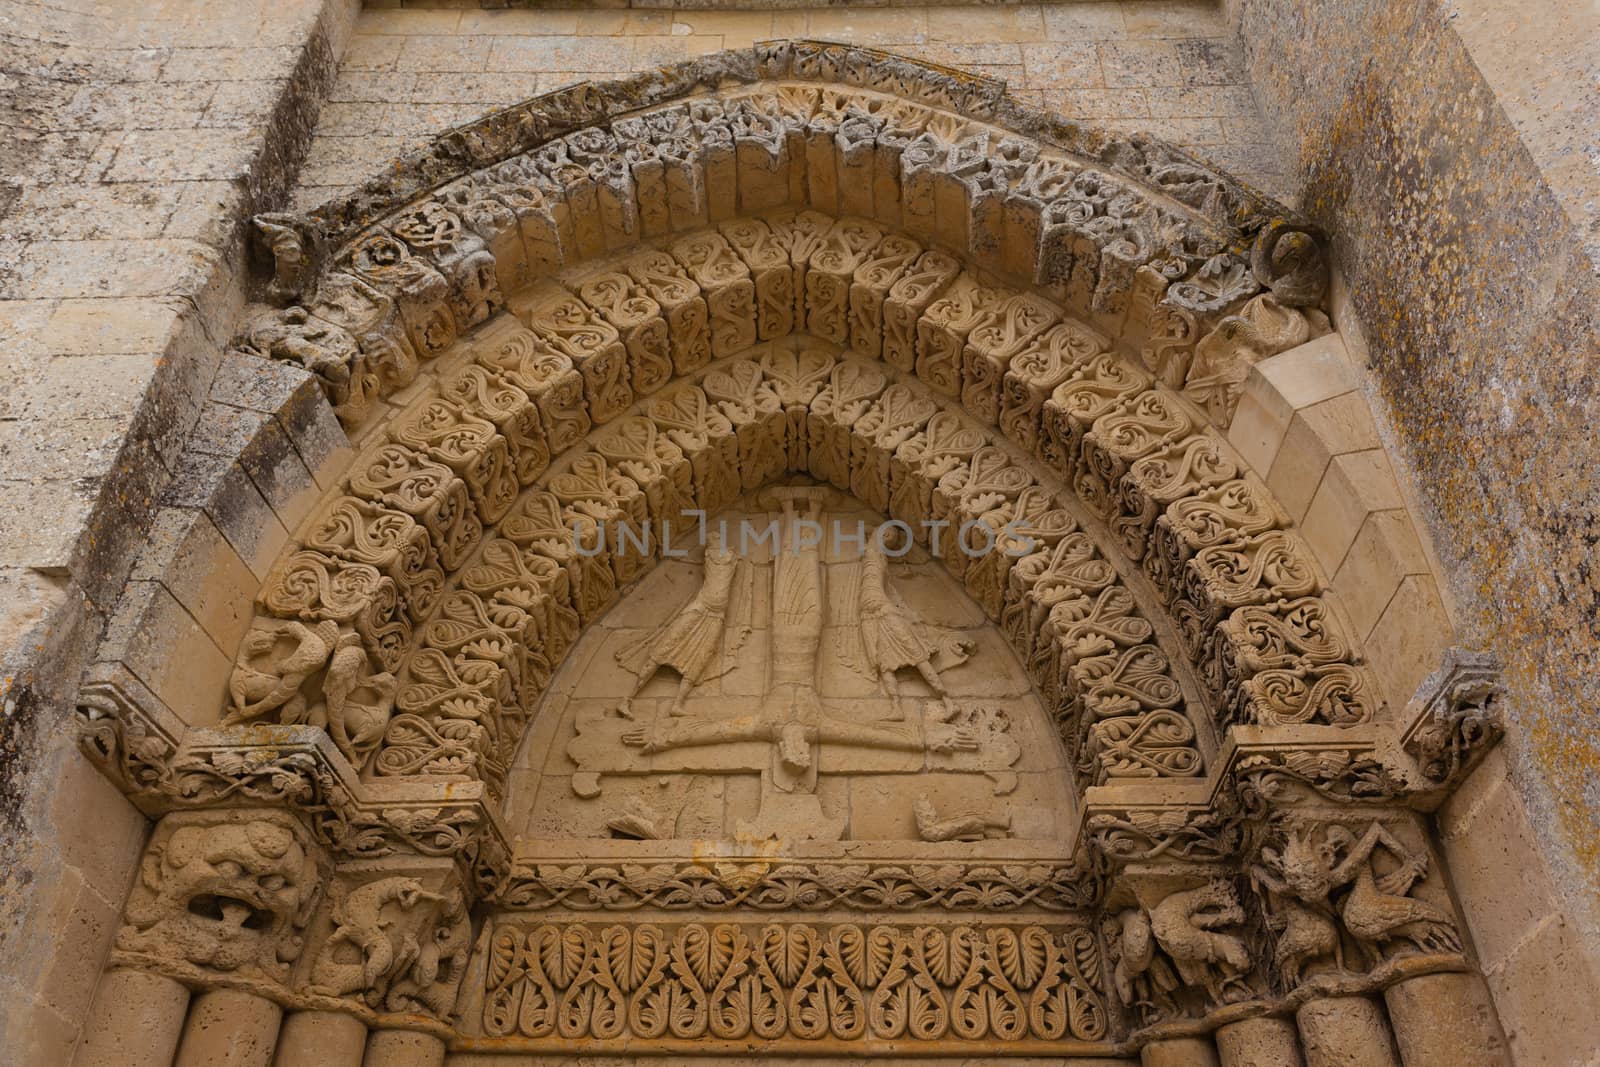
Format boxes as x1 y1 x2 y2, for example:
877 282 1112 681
72 968 192 1067
274 1011 368 1066
1296 995 1400 1067
1384 971 1510 1066
362 1030 446 1067
1141 1036 1220 1067
1216 1015 1304 1066
174 989 283 1067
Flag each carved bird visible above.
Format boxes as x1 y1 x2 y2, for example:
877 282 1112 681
1339 853 1462 958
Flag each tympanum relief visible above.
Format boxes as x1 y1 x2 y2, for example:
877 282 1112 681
511 486 1070 847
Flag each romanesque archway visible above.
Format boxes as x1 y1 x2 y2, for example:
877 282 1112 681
70 41 1508 1067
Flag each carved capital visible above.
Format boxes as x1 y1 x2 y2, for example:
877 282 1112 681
1102 867 1268 1029
115 809 329 992
466 917 1108 1047
301 861 473 1023
1245 806 1467 996
1399 647 1503 790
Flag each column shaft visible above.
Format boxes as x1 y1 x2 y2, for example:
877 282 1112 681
361 1030 445 1067
72 969 191 1067
174 989 283 1067
1142 1036 1221 1067
1384 971 1510 1067
274 1011 368 1066
1296 995 1400 1067
1216 1015 1305 1066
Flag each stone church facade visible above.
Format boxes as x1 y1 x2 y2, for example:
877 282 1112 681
1 3 1596 1066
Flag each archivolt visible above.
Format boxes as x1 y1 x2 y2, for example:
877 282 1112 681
83 44 1364 901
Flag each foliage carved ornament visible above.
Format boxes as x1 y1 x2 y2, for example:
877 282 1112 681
71 39 1508 1055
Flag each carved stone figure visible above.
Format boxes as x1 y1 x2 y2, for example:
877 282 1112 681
309 876 446 1001
1144 881 1253 1003
839 543 973 715
225 620 395 772
912 795 1011 841
227 619 341 725
1107 880 1253 1022
118 812 324 984
309 874 471 1019
563 492 1022 841
386 889 472 1018
614 527 752 717
1252 819 1462 979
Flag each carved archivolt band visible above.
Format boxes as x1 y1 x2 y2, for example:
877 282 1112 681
69 42 1511 1059
225 299 1372 818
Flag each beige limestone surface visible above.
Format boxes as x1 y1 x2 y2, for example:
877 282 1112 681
3 0 1596 1063
292 1 1285 212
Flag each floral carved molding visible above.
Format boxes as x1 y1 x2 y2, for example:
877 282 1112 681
73 39 1508 1055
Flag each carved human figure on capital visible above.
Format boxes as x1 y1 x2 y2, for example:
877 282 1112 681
1251 817 1462 981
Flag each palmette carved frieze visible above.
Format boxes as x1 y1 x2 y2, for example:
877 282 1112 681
478 919 1109 1045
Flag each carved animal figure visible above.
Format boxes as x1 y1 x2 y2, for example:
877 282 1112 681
1183 294 1311 424
1329 827 1462 961
1253 820 1462 977
226 620 340 725
1261 895 1341 986
387 891 472 1018
310 876 445 1003
1145 880 1252 1002
121 817 318 980
1106 907 1178 1019
321 630 395 770
912 795 1011 841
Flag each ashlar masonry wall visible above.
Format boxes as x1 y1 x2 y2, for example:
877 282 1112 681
0 0 359 1058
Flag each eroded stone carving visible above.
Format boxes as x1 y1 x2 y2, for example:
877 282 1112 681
1251 816 1462 983
1401 648 1503 787
117 811 326 987
1106 879 1255 1025
614 528 753 717
308 873 471 1019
